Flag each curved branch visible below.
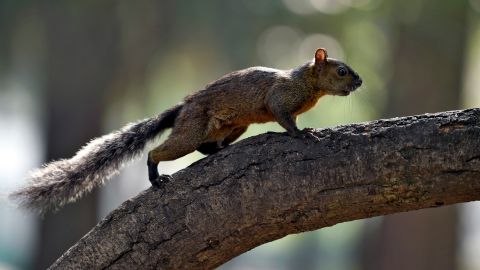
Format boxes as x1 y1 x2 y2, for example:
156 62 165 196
50 109 480 270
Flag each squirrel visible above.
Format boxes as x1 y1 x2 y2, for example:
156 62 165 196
10 48 362 213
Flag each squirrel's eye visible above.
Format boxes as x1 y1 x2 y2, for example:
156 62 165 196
337 67 347 77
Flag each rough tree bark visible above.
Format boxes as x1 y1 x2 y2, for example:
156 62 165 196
50 108 480 270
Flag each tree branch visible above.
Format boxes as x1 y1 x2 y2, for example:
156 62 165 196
50 108 480 270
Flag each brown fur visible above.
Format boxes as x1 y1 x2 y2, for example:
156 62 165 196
148 49 363 177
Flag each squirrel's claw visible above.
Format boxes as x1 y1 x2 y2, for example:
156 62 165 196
150 174 172 189
300 128 320 141
288 128 319 141
147 156 172 189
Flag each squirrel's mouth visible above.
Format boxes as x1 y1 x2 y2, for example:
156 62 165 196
343 79 363 95
335 78 363 96
351 78 363 90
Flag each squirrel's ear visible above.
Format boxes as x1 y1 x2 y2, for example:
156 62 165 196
315 48 328 65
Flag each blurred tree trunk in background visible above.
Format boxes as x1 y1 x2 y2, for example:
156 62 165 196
34 1 175 267
362 1 467 270
35 3 120 268
106 0 172 107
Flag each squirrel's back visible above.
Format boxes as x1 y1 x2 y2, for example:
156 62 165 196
184 66 293 125
188 67 287 101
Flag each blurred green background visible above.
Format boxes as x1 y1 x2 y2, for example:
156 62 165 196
1 1 480 269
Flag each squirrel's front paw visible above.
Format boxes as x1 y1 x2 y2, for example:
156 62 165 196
288 128 319 141
296 128 320 141
150 174 172 189
303 127 317 133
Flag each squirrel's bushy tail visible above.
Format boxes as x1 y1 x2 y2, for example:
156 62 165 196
10 105 183 214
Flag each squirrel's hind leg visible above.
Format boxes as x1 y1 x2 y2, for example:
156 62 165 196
196 126 248 155
147 120 206 188
197 142 223 155
223 125 248 145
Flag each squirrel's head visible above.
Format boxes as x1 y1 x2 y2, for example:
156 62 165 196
312 48 362 96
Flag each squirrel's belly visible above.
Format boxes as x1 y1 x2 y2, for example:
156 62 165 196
233 107 275 125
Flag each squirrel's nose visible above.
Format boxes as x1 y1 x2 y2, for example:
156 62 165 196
352 78 362 89
352 72 362 86
357 78 363 86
